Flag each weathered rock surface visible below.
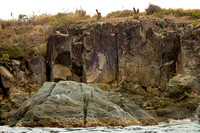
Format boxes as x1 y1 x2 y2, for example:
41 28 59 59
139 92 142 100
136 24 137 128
1 18 200 126
46 34 72 82
0 66 14 89
45 19 200 95
181 26 200 94
52 64 72 81
0 101 12 125
164 74 199 99
195 104 200 119
27 56 46 84
10 81 157 127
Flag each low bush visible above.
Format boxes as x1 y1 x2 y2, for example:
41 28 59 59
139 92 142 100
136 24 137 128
34 43 47 57
192 21 199 28
0 9 90 59
133 14 139 19
48 10 90 33
0 45 24 58
146 4 161 15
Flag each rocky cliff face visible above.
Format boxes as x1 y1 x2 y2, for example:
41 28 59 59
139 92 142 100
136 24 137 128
1 18 200 126
43 18 200 124
47 18 199 94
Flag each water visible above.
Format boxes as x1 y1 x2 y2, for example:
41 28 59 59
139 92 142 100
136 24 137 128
0 120 200 133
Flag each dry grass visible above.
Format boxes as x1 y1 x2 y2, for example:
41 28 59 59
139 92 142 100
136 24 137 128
153 8 200 19
0 9 90 58
0 7 199 59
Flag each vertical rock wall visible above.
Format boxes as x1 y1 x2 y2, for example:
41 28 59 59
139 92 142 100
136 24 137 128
46 19 200 93
83 23 118 83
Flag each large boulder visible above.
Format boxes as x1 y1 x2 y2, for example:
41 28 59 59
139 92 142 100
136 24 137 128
164 74 199 98
10 81 157 127
52 64 72 81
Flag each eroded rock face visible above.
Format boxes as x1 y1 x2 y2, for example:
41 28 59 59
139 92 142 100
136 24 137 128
83 23 118 83
46 34 71 81
181 27 200 94
10 81 157 127
68 20 183 92
0 66 14 89
2 18 199 126
164 74 198 98
195 105 200 119
27 56 46 84
46 19 200 95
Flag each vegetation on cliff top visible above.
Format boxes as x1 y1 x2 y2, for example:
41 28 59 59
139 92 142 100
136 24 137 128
0 5 200 59
0 9 90 58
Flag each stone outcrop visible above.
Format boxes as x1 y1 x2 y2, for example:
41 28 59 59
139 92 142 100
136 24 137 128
1 18 200 126
181 26 200 94
42 19 200 123
10 81 157 127
0 66 14 89
46 19 199 94
46 34 73 82
52 64 72 81
195 104 200 119
164 74 199 99
27 56 46 84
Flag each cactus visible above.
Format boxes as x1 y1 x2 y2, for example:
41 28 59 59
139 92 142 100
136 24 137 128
96 9 102 20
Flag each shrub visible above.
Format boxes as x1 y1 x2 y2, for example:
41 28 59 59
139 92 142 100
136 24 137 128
153 12 162 17
192 21 199 28
75 9 88 18
191 11 200 19
34 43 47 57
133 14 139 19
28 14 51 25
146 4 161 15
49 13 76 33
49 10 90 33
0 46 24 59
107 10 134 18
18 14 27 22
15 28 25 34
